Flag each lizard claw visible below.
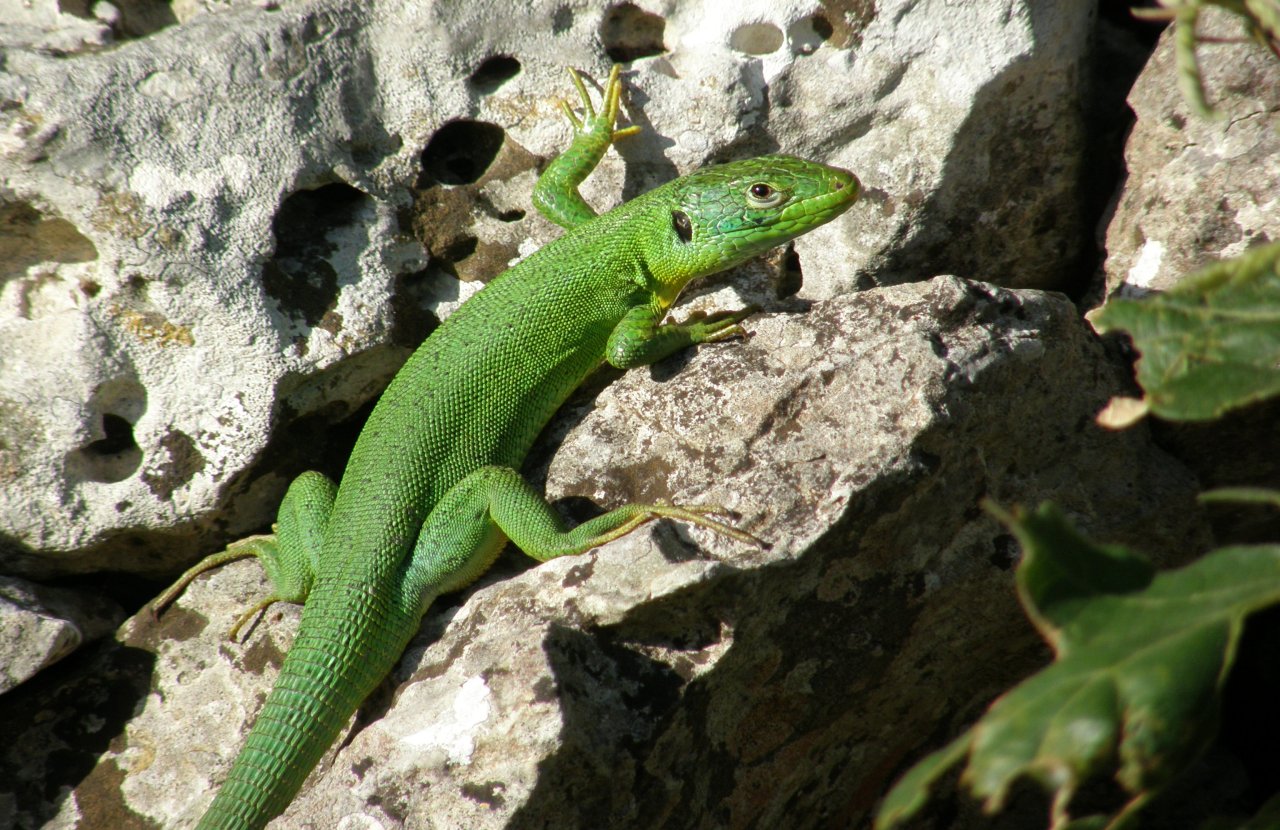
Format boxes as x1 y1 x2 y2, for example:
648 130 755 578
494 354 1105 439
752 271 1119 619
646 502 769 548
560 64 639 145
687 306 759 344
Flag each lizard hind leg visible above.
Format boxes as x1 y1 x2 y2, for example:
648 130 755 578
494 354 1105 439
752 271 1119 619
399 465 764 615
151 470 337 641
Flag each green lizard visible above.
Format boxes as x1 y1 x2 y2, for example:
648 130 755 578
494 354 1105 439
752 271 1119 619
153 64 860 829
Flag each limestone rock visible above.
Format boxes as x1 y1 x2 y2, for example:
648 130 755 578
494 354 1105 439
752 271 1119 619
1097 6 1280 544
1101 6 1280 300
6 279 1207 829
0 1 1192 827
1 0 1095 579
0 576 125 693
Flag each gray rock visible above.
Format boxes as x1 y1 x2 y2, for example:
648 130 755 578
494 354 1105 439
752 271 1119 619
7 278 1207 828
0 576 125 693
1096 6 1280 544
0 1 1209 828
0 0 114 52
1 0 1095 580
1100 6 1280 300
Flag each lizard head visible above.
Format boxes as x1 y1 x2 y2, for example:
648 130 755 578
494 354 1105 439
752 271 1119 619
643 154 860 302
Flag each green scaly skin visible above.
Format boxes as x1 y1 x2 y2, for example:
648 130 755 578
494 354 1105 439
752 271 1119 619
154 64 860 829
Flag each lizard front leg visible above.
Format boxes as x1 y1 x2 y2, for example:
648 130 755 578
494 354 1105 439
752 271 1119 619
532 63 640 229
605 302 758 368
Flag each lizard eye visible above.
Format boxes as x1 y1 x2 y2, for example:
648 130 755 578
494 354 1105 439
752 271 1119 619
746 182 785 209
672 210 693 243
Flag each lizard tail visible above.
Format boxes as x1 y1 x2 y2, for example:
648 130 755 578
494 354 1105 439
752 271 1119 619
195 594 419 830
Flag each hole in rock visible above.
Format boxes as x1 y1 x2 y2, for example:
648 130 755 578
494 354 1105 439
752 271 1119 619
61 0 179 38
419 121 506 186
86 413 136 457
77 413 143 483
263 183 371 327
777 243 803 298
601 3 667 62
469 55 522 94
0 202 98 282
788 14 833 54
729 22 784 55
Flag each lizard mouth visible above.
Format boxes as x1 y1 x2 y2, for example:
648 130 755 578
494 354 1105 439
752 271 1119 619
770 162 860 238
806 164 861 219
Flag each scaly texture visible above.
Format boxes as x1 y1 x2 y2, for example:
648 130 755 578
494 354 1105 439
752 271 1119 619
155 65 860 829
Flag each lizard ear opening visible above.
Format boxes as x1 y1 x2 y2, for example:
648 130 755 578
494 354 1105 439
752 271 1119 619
671 210 693 243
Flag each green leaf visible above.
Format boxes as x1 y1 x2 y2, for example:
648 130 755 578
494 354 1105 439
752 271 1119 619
1060 819 1111 830
1241 792 1280 830
876 503 1280 830
1198 487 1280 509
1093 242 1280 422
874 735 969 830
989 501 1154 646
1199 791 1280 830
